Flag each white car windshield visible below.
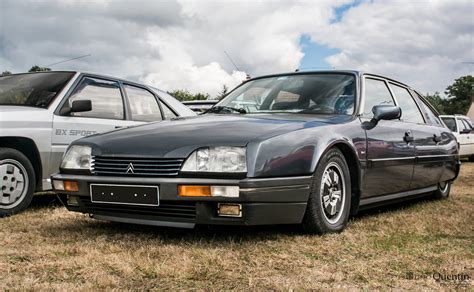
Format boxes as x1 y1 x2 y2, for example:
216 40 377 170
0 72 75 108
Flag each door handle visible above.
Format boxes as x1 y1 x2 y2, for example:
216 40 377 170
404 131 414 143
433 134 441 143
115 126 123 129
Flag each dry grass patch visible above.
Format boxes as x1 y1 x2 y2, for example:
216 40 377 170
1 163 473 289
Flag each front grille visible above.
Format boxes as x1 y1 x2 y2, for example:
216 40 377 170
92 156 184 177
78 197 196 222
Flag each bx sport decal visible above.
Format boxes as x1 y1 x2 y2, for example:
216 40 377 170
55 129 98 137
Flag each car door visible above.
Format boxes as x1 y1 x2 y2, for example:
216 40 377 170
389 83 444 189
455 117 470 156
361 77 415 197
415 94 458 182
459 118 474 155
51 76 142 174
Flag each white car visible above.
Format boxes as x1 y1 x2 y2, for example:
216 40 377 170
0 71 196 216
440 115 474 160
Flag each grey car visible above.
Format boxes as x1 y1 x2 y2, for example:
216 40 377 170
0 71 196 216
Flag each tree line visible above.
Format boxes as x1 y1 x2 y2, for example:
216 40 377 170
424 75 473 115
1 66 472 113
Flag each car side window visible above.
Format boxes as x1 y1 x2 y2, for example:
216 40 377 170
441 117 457 132
389 84 424 124
160 101 178 119
363 78 395 118
417 94 443 126
66 77 124 119
124 84 163 122
457 118 469 132
461 119 472 131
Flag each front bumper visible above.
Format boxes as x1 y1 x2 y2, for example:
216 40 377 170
52 174 312 228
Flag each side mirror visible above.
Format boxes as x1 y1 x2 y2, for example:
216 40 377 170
371 105 401 124
460 129 471 134
71 100 92 113
60 100 92 115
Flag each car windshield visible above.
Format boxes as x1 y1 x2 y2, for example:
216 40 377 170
0 72 75 108
216 73 356 115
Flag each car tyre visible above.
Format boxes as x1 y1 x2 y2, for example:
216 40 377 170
302 148 351 234
433 181 451 200
0 148 36 217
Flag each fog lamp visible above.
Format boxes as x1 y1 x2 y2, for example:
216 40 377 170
218 203 242 217
67 195 80 206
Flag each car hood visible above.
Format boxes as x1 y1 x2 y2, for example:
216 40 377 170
0 105 51 123
0 105 47 113
80 113 352 158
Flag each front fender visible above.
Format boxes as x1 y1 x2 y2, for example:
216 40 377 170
247 121 365 178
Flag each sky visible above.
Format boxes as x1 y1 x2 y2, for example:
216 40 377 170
0 0 472 97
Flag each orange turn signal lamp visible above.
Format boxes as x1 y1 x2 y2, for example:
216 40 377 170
178 185 239 198
178 185 211 197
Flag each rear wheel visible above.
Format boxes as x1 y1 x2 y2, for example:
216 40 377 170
0 148 36 217
302 148 351 234
433 181 451 200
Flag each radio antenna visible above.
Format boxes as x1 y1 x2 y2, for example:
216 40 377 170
46 54 92 67
224 51 241 72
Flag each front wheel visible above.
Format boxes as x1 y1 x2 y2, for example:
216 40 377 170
302 148 351 234
433 181 451 200
0 148 36 217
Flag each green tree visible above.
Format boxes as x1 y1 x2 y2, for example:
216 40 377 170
0 70 12 76
168 89 210 101
28 65 51 72
424 92 445 114
216 84 229 100
444 75 473 115
424 75 473 115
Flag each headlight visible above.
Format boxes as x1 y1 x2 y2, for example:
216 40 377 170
61 145 92 170
181 146 247 173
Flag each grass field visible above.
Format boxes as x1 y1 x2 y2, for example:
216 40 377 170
1 163 472 289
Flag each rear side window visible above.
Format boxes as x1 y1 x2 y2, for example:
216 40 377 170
66 77 124 119
441 117 457 132
389 84 424 124
417 94 443 126
124 85 163 122
363 78 395 118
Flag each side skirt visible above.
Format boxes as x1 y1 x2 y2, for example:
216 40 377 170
359 185 437 210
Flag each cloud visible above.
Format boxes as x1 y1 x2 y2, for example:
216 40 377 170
0 0 472 96
310 0 474 94
140 0 350 95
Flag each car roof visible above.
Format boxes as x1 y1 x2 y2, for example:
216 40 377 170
247 70 411 88
4 70 145 86
439 115 471 119
182 100 219 104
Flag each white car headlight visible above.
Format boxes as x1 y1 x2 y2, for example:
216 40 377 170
61 145 92 170
181 146 247 173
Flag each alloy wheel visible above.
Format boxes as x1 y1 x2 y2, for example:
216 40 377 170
320 161 346 224
0 159 28 208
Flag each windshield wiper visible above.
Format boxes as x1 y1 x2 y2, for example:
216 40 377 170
207 105 247 114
